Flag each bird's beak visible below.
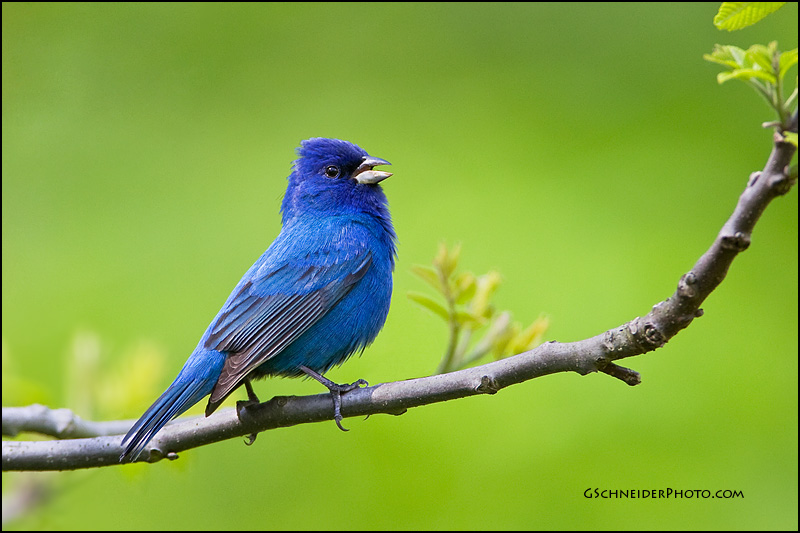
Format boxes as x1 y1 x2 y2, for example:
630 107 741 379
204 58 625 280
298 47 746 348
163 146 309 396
354 156 392 184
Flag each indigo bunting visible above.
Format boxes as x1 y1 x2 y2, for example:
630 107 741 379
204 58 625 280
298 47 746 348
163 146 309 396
120 138 396 462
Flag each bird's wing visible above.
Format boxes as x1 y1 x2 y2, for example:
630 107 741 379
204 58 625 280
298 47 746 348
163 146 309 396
203 243 372 412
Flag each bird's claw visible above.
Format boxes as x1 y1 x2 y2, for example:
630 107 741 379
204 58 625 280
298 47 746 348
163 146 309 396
299 366 368 431
340 378 369 392
237 379 261 446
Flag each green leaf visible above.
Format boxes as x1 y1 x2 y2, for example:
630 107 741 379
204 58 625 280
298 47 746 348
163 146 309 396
444 243 461 279
433 242 461 280
493 322 520 358
506 315 550 355
782 131 798 147
453 272 477 304
779 48 798 80
746 44 775 72
485 312 513 355
704 44 748 68
454 309 486 327
461 311 513 363
433 242 449 273
709 42 783 85
407 291 449 322
717 68 776 84
713 2 786 31
410 264 442 293
470 271 502 317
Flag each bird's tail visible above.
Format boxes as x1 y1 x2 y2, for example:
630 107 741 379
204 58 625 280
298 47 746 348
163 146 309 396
120 349 226 462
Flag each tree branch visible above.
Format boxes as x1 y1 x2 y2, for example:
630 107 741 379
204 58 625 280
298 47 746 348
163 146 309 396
2 404 133 440
2 130 796 472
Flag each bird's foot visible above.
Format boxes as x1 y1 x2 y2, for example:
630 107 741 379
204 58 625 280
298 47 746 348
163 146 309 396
236 379 261 445
299 365 368 431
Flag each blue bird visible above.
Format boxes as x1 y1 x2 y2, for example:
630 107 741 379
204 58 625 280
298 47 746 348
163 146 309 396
120 138 396 462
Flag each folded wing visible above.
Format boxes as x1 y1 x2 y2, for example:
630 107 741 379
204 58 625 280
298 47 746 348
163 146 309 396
203 247 372 414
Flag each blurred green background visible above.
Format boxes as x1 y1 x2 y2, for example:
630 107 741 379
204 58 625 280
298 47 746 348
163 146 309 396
2 2 797 530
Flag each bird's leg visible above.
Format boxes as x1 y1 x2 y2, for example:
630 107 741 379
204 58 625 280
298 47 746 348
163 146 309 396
243 379 260 403
299 365 368 431
236 378 261 446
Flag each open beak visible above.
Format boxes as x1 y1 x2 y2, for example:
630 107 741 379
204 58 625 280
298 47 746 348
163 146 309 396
354 156 392 185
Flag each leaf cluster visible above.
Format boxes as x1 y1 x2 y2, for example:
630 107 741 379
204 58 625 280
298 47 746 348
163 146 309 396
408 243 549 374
705 4 798 140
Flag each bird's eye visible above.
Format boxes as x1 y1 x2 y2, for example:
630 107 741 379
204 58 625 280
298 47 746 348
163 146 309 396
324 165 340 179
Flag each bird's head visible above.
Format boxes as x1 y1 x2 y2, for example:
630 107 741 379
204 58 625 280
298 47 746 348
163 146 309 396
281 138 393 223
